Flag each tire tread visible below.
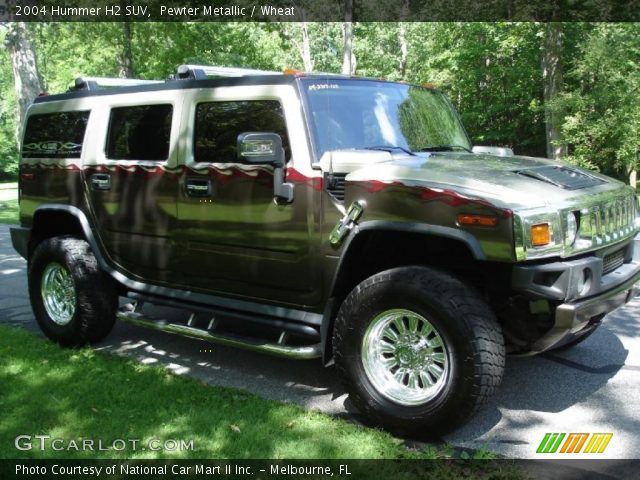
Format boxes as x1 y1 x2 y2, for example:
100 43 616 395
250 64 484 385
333 266 505 436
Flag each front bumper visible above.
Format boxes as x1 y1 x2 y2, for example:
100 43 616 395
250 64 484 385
513 233 640 352
532 272 640 352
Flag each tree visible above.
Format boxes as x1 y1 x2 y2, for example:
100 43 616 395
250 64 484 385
4 22 42 146
341 0 356 75
282 22 314 71
398 0 410 79
408 23 547 156
120 22 135 78
557 24 640 184
542 22 566 159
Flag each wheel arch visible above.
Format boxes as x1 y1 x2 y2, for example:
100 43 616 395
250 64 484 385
321 221 486 363
30 205 96 258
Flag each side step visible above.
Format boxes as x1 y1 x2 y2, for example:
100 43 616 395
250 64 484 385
116 306 321 360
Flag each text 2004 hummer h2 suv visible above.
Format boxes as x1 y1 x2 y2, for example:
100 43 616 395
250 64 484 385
11 65 640 435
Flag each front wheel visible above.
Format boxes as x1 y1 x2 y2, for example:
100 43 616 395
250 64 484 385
333 266 505 437
28 236 117 347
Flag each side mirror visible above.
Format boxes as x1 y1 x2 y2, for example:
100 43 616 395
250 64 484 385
237 132 293 202
237 132 285 167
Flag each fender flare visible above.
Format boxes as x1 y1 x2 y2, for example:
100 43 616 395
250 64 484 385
320 220 486 363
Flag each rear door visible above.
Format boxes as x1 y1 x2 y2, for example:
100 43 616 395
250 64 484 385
175 84 322 307
84 92 182 285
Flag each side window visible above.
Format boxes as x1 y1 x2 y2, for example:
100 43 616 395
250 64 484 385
194 100 290 163
106 104 173 161
22 111 90 159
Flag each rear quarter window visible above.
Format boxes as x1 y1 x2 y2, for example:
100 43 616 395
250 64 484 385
22 111 90 159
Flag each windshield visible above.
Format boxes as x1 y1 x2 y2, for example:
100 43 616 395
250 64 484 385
302 79 471 158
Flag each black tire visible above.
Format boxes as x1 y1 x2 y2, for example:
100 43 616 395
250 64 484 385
333 266 505 437
28 236 117 347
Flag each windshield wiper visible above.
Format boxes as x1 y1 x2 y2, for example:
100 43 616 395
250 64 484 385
418 145 472 153
363 145 416 156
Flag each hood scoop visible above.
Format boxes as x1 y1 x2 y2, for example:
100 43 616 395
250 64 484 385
515 165 605 190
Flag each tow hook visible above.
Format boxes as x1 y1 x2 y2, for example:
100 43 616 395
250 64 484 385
330 201 364 246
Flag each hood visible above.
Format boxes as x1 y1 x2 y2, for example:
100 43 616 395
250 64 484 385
341 151 626 209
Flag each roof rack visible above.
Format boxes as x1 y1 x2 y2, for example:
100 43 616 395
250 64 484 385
68 64 282 93
173 64 280 80
71 77 163 92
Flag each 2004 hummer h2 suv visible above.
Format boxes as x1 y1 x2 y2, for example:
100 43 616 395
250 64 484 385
11 65 640 436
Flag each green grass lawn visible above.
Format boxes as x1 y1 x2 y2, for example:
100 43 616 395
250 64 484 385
0 325 512 466
0 198 18 225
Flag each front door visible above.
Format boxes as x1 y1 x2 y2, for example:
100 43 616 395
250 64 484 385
175 86 321 307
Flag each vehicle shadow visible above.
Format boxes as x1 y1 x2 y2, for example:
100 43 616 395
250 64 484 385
96 300 633 449
96 303 348 414
442 321 632 447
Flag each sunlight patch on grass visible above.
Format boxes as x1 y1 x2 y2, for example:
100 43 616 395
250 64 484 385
0 327 528 478
0 325 438 461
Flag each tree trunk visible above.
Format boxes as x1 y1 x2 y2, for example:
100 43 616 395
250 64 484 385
300 22 313 71
341 0 356 75
542 22 567 159
120 22 135 78
398 1 409 79
4 22 43 146
629 169 637 189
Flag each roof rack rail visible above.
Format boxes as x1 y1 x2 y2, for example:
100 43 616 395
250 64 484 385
173 64 280 80
70 77 163 92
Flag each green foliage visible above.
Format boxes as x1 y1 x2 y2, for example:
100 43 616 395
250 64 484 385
555 24 640 182
407 23 547 156
0 29 19 180
1 22 638 184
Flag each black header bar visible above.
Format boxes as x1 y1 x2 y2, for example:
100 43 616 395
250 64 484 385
1 0 639 22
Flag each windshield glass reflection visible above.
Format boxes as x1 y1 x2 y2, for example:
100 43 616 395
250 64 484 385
303 79 471 158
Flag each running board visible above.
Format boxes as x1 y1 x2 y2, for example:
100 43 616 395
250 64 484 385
116 309 322 360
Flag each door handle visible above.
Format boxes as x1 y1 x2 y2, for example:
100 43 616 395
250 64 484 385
90 173 111 191
185 178 212 197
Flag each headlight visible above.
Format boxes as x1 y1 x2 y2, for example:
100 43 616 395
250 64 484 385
565 211 578 246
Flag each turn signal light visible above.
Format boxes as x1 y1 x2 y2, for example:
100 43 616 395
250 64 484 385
457 214 498 227
531 223 551 246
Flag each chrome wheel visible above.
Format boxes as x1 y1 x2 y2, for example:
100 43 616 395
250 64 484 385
361 309 449 406
41 262 76 326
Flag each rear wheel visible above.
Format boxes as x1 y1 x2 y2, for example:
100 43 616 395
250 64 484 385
29 236 117 347
333 266 505 437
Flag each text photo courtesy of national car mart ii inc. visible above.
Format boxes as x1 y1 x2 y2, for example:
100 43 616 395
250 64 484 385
14 463 354 476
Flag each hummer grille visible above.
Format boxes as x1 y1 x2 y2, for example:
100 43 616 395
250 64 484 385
577 195 637 249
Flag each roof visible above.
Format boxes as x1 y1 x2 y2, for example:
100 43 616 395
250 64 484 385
34 64 350 104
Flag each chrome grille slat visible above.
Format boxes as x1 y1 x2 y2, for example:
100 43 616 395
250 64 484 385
576 194 636 253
